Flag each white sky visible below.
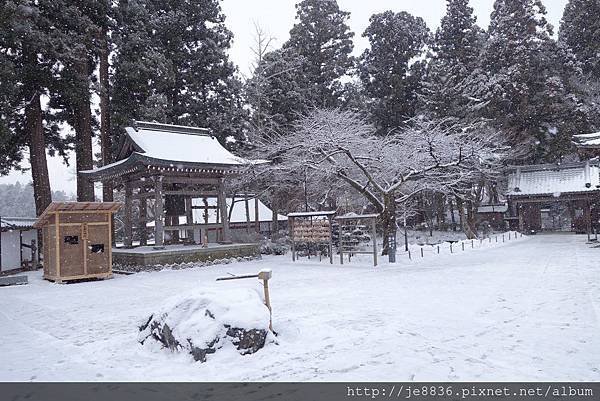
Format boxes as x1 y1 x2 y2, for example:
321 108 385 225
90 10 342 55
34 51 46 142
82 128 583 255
0 0 568 195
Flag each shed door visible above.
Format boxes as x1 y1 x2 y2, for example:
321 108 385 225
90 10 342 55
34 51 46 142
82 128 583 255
59 225 85 277
86 224 109 274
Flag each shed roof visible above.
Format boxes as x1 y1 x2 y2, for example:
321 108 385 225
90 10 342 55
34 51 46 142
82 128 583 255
506 162 600 197
1 217 37 230
34 202 122 228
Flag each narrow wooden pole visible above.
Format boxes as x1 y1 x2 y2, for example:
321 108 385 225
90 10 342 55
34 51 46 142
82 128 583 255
154 177 164 249
262 278 273 332
450 243 453 253
462 242 465 251
372 218 377 267
420 247 423 258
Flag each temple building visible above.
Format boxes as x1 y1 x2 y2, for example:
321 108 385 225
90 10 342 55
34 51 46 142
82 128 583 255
505 161 600 233
81 121 259 249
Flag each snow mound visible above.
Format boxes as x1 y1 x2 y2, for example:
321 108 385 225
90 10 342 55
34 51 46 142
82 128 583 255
138 288 271 362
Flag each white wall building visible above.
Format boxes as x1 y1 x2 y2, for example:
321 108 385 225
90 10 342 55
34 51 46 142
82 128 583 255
0 217 38 272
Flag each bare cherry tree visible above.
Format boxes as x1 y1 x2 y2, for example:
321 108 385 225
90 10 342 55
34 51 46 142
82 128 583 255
252 108 508 256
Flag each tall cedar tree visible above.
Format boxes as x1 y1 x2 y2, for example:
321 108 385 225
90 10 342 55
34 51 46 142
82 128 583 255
48 1 108 201
559 0 600 79
284 0 354 109
477 0 588 162
98 0 113 202
559 0 600 132
112 0 245 145
359 11 430 133
0 0 72 215
420 0 484 120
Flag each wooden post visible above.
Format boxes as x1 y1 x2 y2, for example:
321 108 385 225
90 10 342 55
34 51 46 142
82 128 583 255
437 245 440 254
244 195 251 234
218 180 231 243
328 216 334 265
139 187 148 246
185 196 194 242
290 217 296 262
462 242 465 251
258 270 273 332
372 218 377 267
124 181 133 248
420 247 423 258
254 197 260 233
450 243 453 253
154 177 164 249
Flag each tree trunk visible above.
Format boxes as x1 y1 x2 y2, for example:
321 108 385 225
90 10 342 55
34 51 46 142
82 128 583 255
74 59 95 202
99 26 113 203
26 93 52 216
381 192 397 256
456 196 476 239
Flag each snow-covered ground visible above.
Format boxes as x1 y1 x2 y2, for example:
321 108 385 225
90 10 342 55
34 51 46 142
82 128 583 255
1 233 599 381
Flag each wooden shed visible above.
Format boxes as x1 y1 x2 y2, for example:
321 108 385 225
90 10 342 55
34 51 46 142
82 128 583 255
34 202 122 283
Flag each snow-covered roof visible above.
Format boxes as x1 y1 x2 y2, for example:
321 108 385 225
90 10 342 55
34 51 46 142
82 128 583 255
125 122 245 166
192 197 287 224
81 121 263 179
1 217 37 230
147 197 286 227
506 162 600 197
477 204 508 213
574 132 600 148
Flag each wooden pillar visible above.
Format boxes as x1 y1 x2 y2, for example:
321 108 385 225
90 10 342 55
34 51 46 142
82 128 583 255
185 196 194 242
154 177 164 248
245 195 251 234
518 203 524 232
585 199 592 237
139 187 147 246
372 218 378 267
255 197 260 233
218 179 231 243
124 181 133 248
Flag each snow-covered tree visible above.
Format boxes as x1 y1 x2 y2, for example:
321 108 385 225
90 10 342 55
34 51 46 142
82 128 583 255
420 0 485 120
559 0 600 80
111 0 245 145
475 0 589 162
253 108 508 255
359 11 430 133
284 0 354 109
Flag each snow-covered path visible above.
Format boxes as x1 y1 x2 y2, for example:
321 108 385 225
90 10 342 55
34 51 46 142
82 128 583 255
1 234 599 381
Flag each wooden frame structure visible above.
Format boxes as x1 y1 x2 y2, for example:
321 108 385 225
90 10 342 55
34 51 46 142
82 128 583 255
335 214 379 267
34 202 122 283
80 121 259 249
288 211 335 264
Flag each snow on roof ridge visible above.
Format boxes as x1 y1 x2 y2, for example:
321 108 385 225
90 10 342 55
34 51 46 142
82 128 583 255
133 121 211 136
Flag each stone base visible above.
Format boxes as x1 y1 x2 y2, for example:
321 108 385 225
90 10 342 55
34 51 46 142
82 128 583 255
112 243 261 268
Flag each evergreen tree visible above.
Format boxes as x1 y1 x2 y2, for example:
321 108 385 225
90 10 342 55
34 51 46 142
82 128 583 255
477 0 588 162
0 0 71 215
48 0 107 201
284 0 354 109
420 0 485 120
359 11 430 133
112 0 245 145
559 0 600 131
559 0 600 79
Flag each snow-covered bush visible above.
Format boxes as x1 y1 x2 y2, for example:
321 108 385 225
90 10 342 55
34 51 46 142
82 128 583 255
138 288 272 362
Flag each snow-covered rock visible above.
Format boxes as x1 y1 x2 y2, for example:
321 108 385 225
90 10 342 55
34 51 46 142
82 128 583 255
138 288 271 362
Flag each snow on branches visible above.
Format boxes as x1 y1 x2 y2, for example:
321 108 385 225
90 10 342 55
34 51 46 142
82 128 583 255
251 108 508 254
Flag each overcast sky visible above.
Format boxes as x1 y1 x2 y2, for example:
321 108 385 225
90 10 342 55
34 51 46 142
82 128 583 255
0 0 568 195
